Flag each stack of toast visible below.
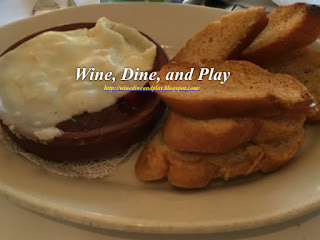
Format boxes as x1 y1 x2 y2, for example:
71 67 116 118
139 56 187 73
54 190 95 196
262 48 320 120
135 3 320 188
242 3 320 120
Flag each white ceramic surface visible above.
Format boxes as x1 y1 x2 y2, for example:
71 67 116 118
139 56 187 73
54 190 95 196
0 3 320 234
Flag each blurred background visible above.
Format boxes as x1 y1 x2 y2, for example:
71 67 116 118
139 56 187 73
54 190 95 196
2 0 319 26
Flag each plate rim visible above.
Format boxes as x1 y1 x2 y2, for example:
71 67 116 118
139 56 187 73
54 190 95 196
2 182 320 234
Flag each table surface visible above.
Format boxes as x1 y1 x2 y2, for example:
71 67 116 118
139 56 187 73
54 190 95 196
1 1 320 239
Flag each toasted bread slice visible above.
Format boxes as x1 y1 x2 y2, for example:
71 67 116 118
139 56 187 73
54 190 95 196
163 111 305 153
254 115 306 143
242 3 320 64
152 60 315 119
163 111 258 153
135 128 304 189
262 48 320 120
172 7 268 63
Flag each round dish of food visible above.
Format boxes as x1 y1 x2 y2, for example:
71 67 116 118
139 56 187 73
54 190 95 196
0 19 168 161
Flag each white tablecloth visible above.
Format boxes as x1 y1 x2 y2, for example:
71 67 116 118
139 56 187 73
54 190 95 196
1 1 320 239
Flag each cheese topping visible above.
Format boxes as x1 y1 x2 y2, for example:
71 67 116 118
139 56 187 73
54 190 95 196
0 17 156 141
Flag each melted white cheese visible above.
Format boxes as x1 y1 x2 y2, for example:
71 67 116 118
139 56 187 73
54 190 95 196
0 17 156 141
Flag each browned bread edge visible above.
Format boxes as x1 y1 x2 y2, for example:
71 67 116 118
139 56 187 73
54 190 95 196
163 111 306 153
173 7 268 62
152 61 315 119
242 3 320 64
135 128 304 188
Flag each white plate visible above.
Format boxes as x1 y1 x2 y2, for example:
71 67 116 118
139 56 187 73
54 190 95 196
1 2 320 234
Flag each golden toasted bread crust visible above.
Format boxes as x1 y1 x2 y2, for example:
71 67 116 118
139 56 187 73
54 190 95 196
173 7 268 62
242 3 320 64
163 112 258 153
163 111 305 153
263 48 320 121
135 137 169 181
152 61 315 119
135 129 304 189
259 129 304 172
253 115 306 143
